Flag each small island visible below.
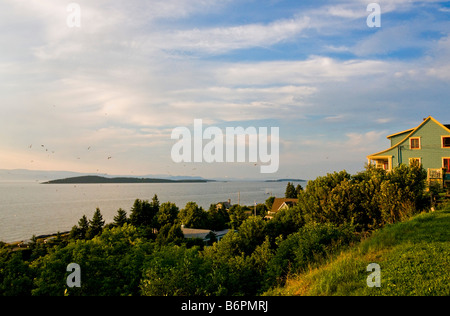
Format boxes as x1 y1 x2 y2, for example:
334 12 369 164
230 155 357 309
42 175 211 184
265 178 306 183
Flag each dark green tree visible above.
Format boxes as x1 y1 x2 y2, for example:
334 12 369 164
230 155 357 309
179 202 208 228
228 205 248 229
113 208 128 227
265 196 275 211
156 202 179 229
156 223 184 245
86 208 105 239
285 182 297 198
69 215 89 240
207 204 230 231
0 251 34 296
295 184 303 195
129 198 159 228
237 216 267 255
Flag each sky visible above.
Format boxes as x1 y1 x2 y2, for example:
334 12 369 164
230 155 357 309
0 0 450 180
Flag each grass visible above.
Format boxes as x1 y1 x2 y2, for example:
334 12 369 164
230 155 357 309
266 208 450 296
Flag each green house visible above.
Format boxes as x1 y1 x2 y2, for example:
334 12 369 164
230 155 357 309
367 116 450 187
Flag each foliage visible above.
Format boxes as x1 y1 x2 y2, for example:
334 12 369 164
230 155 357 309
0 251 34 296
113 208 128 227
266 222 356 286
228 204 248 229
179 202 208 229
285 182 297 198
32 224 153 296
156 202 179 229
298 164 428 230
140 245 210 296
207 204 229 231
129 196 159 228
86 208 105 239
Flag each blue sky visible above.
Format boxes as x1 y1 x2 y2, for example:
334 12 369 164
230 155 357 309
0 0 449 180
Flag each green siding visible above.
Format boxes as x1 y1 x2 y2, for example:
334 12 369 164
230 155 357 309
389 130 413 147
371 118 450 170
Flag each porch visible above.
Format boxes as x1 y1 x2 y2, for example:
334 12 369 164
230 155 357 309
367 156 392 171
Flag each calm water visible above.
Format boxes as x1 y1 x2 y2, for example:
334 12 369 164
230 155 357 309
0 181 299 243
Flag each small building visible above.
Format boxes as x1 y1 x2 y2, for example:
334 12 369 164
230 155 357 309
212 229 231 241
265 198 298 219
216 199 232 211
367 116 450 188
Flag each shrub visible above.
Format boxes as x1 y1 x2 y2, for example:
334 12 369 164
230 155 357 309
266 222 356 286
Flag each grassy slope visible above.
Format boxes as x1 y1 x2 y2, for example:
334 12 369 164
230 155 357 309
267 208 450 296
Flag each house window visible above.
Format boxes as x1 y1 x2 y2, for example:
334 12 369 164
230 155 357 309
442 136 450 148
409 158 421 166
444 158 450 172
410 137 421 149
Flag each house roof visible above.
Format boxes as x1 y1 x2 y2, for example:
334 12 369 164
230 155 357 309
368 116 450 159
181 227 211 239
386 128 414 139
271 198 298 213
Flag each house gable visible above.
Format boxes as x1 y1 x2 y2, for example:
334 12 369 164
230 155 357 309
368 116 450 172
387 128 414 147
265 198 298 219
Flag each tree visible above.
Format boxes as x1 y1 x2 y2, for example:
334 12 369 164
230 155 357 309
86 208 105 239
156 223 184 245
265 196 275 211
129 198 159 228
179 202 208 228
285 182 297 198
228 205 247 229
69 215 89 240
0 251 34 296
33 225 152 296
295 184 303 195
113 208 128 227
237 216 267 255
207 204 229 231
156 202 179 229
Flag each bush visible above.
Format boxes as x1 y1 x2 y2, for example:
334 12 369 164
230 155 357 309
266 222 356 286
298 164 428 229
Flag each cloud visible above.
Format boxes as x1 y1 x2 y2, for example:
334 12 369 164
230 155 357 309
146 15 311 55
216 56 392 86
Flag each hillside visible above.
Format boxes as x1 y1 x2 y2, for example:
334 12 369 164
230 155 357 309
267 208 450 296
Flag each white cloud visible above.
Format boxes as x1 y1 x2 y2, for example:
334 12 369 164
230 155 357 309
216 56 392 86
146 15 311 55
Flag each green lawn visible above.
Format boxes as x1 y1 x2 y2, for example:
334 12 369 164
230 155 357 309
267 208 450 296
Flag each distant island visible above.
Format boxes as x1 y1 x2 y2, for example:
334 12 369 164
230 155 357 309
42 175 212 184
265 179 306 182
